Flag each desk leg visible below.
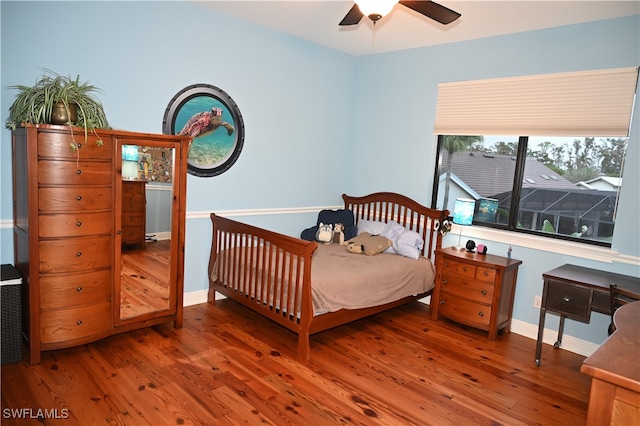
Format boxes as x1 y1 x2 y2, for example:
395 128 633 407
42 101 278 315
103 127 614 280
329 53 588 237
554 315 565 348
535 307 546 366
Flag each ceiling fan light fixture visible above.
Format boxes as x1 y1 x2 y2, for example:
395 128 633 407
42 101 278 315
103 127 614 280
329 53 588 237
355 0 399 22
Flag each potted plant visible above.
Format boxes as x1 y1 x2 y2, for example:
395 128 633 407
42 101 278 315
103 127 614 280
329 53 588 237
5 69 110 150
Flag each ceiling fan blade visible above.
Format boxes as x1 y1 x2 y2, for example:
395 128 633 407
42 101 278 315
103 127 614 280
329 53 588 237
399 1 461 25
339 4 364 26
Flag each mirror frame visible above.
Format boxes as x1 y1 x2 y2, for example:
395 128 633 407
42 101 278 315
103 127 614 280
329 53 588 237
162 83 245 177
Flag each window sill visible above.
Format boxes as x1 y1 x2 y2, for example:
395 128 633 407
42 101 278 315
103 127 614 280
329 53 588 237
453 224 628 264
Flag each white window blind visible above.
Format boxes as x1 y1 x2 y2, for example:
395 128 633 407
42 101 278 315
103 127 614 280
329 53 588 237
434 67 639 137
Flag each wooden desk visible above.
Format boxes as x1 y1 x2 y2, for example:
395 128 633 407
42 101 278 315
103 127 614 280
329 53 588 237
535 264 640 366
581 301 640 426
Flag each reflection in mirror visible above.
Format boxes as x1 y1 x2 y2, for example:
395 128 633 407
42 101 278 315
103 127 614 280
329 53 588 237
120 145 174 321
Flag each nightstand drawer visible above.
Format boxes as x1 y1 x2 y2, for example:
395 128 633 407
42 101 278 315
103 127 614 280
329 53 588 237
438 294 491 328
442 258 476 278
545 281 591 321
441 272 495 304
476 267 496 282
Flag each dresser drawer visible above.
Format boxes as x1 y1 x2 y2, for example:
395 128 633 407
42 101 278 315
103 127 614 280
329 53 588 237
38 132 112 160
441 272 495 304
438 293 491 329
39 187 112 212
122 214 144 227
39 235 112 273
441 258 476 278
40 300 111 344
38 160 112 185
122 181 145 195
39 212 112 238
40 269 111 309
121 227 145 243
122 194 144 213
545 280 591 321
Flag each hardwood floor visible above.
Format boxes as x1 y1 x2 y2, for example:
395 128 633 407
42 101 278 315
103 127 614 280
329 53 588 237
1 300 591 425
120 240 171 319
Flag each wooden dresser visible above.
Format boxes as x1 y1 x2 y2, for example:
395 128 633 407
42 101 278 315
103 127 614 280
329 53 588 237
12 123 191 363
431 247 522 340
121 181 146 249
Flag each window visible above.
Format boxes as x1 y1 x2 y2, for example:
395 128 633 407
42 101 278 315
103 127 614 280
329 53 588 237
432 135 628 246
431 67 637 247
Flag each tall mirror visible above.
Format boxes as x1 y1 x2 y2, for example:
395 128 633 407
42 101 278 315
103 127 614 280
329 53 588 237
118 143 176 322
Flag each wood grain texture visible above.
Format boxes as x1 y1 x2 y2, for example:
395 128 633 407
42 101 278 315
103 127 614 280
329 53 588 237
1 300 590 425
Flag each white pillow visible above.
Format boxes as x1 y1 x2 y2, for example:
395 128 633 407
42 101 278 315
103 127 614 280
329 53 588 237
357 219 387 236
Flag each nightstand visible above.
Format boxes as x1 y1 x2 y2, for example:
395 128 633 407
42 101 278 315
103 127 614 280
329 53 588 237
431 247 522 340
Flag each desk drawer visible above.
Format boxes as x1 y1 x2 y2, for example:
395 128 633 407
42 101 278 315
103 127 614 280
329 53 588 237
545 280 591 321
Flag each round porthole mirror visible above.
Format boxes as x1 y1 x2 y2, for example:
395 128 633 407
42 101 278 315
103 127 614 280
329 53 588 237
163 84 245 177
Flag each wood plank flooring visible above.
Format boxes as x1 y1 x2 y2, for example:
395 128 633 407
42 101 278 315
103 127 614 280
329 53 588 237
1 300 591 425
120 240 171 319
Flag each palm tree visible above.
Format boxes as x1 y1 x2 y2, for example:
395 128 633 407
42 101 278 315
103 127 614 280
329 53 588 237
441 135 483 212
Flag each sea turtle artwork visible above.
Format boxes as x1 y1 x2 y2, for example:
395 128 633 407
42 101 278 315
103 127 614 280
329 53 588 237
177 107 234 139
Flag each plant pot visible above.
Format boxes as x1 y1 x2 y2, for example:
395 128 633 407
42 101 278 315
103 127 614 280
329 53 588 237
50 102 77 125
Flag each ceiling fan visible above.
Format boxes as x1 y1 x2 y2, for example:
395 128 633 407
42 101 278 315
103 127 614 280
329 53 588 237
339 0 461 26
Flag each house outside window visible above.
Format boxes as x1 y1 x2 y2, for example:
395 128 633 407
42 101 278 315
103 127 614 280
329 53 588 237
432 135 628 247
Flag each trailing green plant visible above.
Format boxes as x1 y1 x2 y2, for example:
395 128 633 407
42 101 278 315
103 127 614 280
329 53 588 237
5 69 110 149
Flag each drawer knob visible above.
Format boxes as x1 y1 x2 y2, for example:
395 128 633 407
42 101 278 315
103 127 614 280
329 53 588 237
442 280 448 285
76 221 82 227
76 195 82 201
481 290 487 296
76 286 83 292
562 295 574 303
440 300 446 305
478 312 484 317
444 262 450 267
76 252 82 257
76 143 82 149
76 320 83 325
462 267 467 272
76 169 82 175
483 271 489 276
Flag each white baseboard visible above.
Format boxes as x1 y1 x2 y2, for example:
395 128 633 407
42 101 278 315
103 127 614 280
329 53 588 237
183 291 598 358
183 289 209 307
509 318 599 358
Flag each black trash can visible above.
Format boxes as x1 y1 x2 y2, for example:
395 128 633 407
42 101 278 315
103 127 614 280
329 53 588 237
1 264 23 364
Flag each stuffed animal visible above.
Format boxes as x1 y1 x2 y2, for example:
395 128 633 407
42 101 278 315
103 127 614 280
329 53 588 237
315 222 333 245
332 223 345 245
346 241 364 254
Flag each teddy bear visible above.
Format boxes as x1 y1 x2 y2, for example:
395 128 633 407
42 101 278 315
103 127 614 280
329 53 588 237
315 222 333 245
332 223 345 245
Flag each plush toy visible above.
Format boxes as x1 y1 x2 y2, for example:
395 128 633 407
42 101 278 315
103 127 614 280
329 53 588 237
346 241 364 254
332 223 345 245
315 222 333 245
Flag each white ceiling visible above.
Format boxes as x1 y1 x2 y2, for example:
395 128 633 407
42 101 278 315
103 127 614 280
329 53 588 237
192 1 639 56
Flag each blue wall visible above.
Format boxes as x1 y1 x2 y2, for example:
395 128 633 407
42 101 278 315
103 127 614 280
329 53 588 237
1 1 638 348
